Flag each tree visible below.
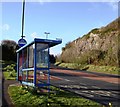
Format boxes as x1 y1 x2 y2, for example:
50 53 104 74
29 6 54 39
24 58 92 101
1 40 18 62
49 54 56 63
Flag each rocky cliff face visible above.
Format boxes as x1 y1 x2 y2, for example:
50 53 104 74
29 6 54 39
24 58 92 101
61 17 120 67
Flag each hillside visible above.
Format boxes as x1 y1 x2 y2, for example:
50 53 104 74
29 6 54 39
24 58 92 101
61 17 120 67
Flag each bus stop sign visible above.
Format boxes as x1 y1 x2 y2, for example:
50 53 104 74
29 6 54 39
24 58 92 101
18 38 27 47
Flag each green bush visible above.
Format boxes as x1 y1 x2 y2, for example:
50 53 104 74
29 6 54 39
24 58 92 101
4 64 16 72
3 63 16 80
91 28 100 34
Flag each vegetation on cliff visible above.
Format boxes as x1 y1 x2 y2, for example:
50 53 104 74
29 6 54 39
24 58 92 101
58 17 120 67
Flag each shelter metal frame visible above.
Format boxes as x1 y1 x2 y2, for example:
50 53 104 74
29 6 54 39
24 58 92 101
16 38 62 88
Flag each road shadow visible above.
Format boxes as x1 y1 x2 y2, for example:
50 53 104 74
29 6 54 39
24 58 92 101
50 83 120 106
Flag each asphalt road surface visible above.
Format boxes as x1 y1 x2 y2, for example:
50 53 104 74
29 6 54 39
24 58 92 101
49 67 120 106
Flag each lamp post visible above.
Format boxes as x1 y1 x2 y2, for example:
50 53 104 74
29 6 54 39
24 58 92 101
44 32 50 39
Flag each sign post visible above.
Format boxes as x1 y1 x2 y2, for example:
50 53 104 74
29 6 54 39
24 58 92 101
18 0 27 48
18 38 27 47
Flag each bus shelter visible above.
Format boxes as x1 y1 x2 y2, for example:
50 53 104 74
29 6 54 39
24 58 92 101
16 38 62 88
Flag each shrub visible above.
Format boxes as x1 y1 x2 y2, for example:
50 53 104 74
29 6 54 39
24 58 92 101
4 64 16 77
91 28 99 34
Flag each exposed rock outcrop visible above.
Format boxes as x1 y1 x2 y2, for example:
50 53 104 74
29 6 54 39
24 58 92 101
61 17 120 67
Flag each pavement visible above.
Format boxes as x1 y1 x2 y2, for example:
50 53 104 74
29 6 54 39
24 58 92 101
0 69 2 107
49 67 120 106
2 79 18 107
0 61 18 107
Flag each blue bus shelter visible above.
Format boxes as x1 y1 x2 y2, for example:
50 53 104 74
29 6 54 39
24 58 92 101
16 38 62 88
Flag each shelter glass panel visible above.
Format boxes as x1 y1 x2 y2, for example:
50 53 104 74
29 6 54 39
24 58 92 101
36 43 49 68
36 70 49 84
23 48 28 69
18 51 22 80
28 44 34 68
22 70 34 83
19 51 22 69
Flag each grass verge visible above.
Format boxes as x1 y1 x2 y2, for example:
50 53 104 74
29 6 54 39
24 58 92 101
56 62 120 75
8 85 101 107
87 65 120 75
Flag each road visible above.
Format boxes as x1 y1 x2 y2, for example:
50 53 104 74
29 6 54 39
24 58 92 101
49 67 120 106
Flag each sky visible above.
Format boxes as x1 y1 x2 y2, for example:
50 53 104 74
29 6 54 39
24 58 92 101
0 0 119 55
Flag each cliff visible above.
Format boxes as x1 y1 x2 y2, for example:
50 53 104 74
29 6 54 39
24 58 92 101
61 17 120 67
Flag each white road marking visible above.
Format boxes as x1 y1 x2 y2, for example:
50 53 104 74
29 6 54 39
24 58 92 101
59 85 88 89
88 95 94 97
111 91 120 94
77 91 94 98
75 91 79 94
82 91 89 93
91 91 95 93
92 86 101 89
64 79 70 81
80 83 86 85
79 86 88 89
91 91 112 97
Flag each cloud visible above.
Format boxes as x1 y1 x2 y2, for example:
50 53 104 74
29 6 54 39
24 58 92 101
37 0 52 5
30 32 39 38
108 1 118 11
37 0 44 5
0 24 10 31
